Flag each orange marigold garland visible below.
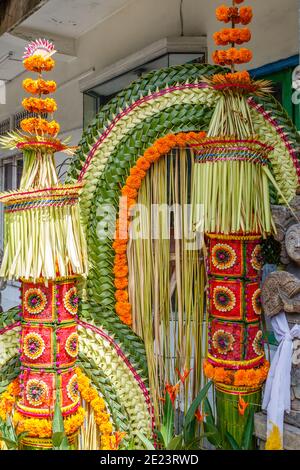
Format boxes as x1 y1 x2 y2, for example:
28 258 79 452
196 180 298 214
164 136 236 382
214 2 253 70
23 55 55 73
113 132 206 326
203 359 270 388
20 40 60 141
0 379 20 421
20 117 60 136
23 78 57 95
13 407 85 439
22 97 58 114
76 368 125 450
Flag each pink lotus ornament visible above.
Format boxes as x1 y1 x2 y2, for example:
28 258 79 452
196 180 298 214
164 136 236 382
23 39 56 59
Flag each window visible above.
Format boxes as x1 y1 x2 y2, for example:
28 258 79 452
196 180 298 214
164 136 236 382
83 51 206 128
0 155 23 250
1 155 23 191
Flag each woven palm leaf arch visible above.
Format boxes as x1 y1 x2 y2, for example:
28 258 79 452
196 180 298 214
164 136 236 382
0 63 299 448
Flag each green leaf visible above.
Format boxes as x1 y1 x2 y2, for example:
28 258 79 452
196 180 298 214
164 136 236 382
161 392 174 448
203 422 222 448
135 432 155 450
184 381 212 428
241 408 255 450
225 431 241 450
203 397 215 427
52 400 69 450
183 419 196 447
167 435 183 450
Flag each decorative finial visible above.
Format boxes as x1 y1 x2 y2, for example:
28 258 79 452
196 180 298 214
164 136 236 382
23 39 56 59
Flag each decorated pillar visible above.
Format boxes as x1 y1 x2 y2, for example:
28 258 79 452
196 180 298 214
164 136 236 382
0 40 87 449
204 234 269 446
195 0 273 447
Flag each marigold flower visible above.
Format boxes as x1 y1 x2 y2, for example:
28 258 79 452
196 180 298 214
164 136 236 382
23 55 55 73
144 148 160 162
136 157 151 171
130 166 146 179
126 175 142 190
115 301 131 317
121 186 138 199
22 97 57 114
23 78 57 95
240 6 253 25
113 265 129 278
216 5 231 22
114 253 127 265
99 422 113 435
115 290 129 302
114 277 128 289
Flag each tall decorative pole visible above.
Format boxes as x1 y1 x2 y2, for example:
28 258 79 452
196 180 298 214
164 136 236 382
0 40 87 449
193 1 275 447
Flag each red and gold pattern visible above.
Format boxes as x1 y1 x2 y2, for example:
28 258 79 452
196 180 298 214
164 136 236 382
17 277 81 436
207 234 262 279
19 368 79 418
206 233 265 378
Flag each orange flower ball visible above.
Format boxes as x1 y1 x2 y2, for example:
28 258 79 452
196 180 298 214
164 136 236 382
23 55 55 73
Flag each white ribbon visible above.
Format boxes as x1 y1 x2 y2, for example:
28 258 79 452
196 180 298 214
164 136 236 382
262 311 300 448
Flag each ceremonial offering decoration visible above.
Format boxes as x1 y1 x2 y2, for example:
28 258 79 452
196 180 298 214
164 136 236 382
0 40 87 450
0 0 299 450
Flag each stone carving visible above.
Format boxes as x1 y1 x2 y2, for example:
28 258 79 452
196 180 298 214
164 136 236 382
262 197 300 428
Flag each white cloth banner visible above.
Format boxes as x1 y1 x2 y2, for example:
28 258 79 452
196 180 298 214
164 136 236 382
262 311 300 448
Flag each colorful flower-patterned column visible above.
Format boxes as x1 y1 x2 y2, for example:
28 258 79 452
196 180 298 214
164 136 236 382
204 234 269 447
14 278 83 448
0 40 87 449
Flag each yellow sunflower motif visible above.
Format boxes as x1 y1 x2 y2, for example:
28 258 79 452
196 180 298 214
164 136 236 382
251 245 263 271
65 333 79 358
252 330 264 356
212 329 235 355
213 286 236 312
23 332 45 360
26 379 48 406
67 374 79 403
252 288 262 315
24 288 47 315
212 243 237 270
63 287 79 316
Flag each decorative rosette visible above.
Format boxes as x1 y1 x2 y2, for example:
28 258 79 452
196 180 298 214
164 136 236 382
252 330 264 356
24 288 47 315
212 243 237 270
252 288 262 316
67 374 79 403
65 333 79 358
213 286 236 312
26 379 48 407
63 287 79 316
23 332 45 360
212 329 235 355
251 245 263 271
